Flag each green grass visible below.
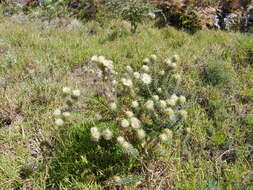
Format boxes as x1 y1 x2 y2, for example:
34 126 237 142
0 7 253 189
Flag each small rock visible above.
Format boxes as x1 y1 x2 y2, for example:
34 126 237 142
3 8 14 16
223 13 241 30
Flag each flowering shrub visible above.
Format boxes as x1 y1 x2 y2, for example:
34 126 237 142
53 87 81 127
89 54 188 177
52 54 188 185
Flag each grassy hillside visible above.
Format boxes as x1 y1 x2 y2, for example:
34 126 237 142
0 8 253 190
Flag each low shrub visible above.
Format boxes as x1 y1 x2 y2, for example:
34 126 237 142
51 54 190 188
201 60 235 87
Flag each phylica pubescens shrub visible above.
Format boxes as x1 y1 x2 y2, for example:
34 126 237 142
89 54 188 165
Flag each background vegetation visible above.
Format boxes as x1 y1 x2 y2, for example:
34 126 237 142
0 1 253 189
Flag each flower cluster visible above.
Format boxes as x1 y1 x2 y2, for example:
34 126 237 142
90 54 188 159
53 87 80 127
91 55 117 79
90 127 113 142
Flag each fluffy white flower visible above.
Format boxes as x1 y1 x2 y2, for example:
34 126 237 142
125 111 134 118
150 54 157 62
122 141 131 150
145 100 154 110
172 73 181 82
102 128 113 140
91 55 98 62
186 127 191 133
164 129 173 138
121 78 133 87
130 117 141 129
132 100 139 108
142 65 150 72
95 113 102 120
90 127 100 142
166 98 177 106
53 109 61 117
172 54 180 62
179 110 188 120
109 102 117 111
148 12 156 19
141 73 152 84
157 88 162 93
137 129 146 139
159 100 167 108
133 72 140 79
55 118 64 126
159 133 168 142
90 127 99 133
112 80 118 86
91 131 100 142
171 94 178 101
179 95 186 104
62 112 71 119
168 62 177 70
126 65 133 73
117 136 125 144
72 89 81 98
103 60 114 70
143 58 150 64
121 119 130 128
164 108 174 116
98 56 106 63
159 70 165 76
164 58 172 65
114 176 121 183
152 95 159 101
62 87 71 95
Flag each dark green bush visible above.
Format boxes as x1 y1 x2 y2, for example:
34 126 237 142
201 60 234 87
234 37 253 66
47 121 133 187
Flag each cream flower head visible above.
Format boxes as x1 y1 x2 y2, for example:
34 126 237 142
150 54 157 62
55 118 64 126
143 58 150 64
133 72 140 79
164 107 174 116
121 119 130 128
91 55 98 62
53 109 61 117
142 65 150 72
159 133 168 142
132 100 139 108
126 65 133 73
117 136 125 144
109 102 117 111
137 129 146 139
145 100 154 110
72 89 81 98
179 110 188 120
62 87 71 95
102 128 113 140
121 78 133 87
164 129 173 138
130 117 141 129
159 100 167 109
166 98 177 106
152 95 159 101
140 73 152 85
125 111 134 118
179 95 186 104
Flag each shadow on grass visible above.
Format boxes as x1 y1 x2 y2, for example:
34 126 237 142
46 121 132 188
